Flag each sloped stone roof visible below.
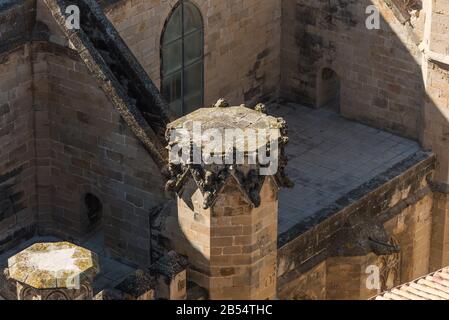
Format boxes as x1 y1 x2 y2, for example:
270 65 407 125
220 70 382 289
374 267 449 300
43 0 172 169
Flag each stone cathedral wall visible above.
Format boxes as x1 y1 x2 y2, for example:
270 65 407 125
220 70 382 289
103 0 282 107
277 153 435 300
0 2 37 254
0 0 449 300
423 0 449 271
30 40 167 267
281 0 425 140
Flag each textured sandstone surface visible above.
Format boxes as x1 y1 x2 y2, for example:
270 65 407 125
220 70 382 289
8 242 100 289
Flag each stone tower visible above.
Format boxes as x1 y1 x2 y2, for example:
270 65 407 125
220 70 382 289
165 100 291 299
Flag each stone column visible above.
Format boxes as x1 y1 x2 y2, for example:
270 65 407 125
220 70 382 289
7 242 100 300
165 100 291 300
421 0 449 271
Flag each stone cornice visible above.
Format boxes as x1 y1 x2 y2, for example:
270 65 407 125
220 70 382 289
429 180 449 194
278 150 436 279
165 101 293 209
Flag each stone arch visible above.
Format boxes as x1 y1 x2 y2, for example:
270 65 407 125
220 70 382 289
45 290 70 300
78 185 105 236
316 67 341 112
19 286 39 300
78 186 105 254
84 193 103 229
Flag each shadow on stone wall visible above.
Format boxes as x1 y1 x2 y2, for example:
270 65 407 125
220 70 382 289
281 0 426 140
278 0 449 299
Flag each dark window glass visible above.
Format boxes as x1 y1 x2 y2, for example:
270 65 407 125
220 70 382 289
184 2 203 33
184 31 203 65
161 1 204 117
162 41 182 74
162 71 182 102
184 61 203 114
163 8 182 44
184 62 202 97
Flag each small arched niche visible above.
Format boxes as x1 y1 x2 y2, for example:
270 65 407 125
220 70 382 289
316 67 341 113
84 193 103 232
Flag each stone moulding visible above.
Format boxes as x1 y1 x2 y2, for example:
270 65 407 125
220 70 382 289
166 163 271 209
428 180 449 195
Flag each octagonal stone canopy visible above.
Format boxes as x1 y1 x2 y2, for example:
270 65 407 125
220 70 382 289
165 99 293 209
166 100 287 155
8 242 100 289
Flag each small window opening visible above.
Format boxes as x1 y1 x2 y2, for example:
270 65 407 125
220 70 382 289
84 193 102 225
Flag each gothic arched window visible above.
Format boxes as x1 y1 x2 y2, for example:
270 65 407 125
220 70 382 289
161 1 204 117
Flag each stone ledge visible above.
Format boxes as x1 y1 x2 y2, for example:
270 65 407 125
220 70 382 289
429 181 449 195
278 150 436 283
278 150 435 247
